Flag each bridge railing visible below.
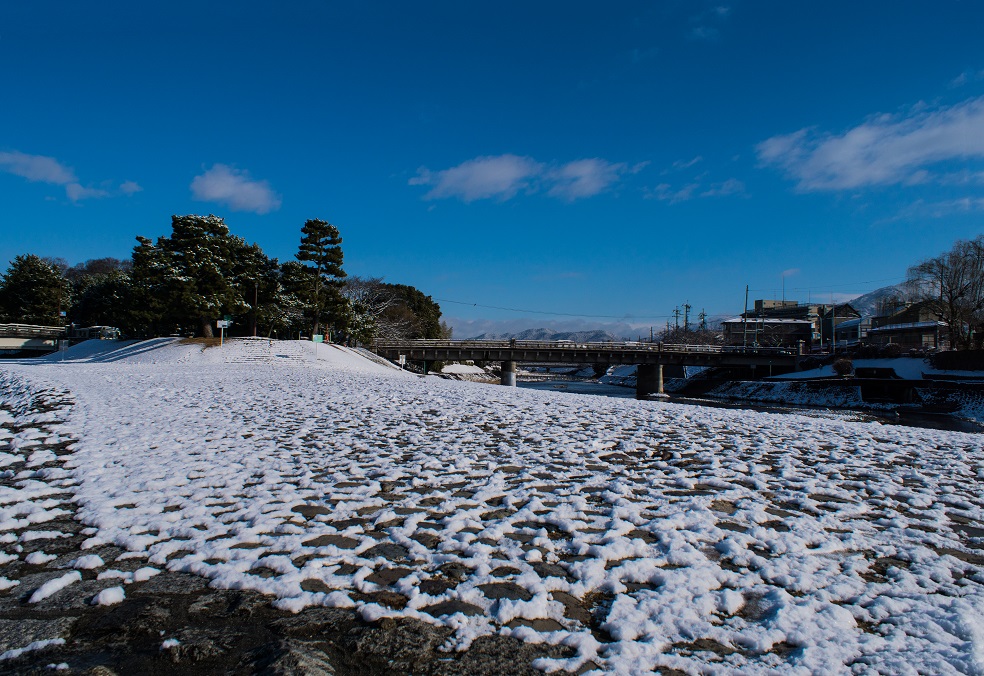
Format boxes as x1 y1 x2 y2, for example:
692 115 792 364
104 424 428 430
373 339 794 356
0 323 66 338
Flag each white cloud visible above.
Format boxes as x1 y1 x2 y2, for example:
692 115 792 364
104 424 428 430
190 164 281 214
546 159 633 200
667 156 703 172
0 150 76 185
410 155 645 203
757 96 984 191
410 155 543 202
0 150 141 202
700 178 745 197
646 176 743 203
645 182 699 204
65 184 109 201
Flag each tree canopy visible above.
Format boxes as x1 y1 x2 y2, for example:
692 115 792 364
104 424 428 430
0 254 69 325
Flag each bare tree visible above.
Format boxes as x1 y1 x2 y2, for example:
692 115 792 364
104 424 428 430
906 235 984 349
343 276 413 342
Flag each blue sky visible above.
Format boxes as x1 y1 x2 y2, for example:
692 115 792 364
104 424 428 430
3 1 984 336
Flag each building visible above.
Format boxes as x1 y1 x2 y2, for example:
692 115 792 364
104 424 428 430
867 301 946 350
833 317 871 347
721 316 814 347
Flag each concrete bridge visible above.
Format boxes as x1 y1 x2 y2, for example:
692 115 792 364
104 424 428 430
373 340 799 398
0 324 65 355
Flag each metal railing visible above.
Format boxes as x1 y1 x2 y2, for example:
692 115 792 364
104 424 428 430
0 323 66 338
373 339 795 356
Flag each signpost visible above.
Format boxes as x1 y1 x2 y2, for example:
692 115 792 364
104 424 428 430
313 334 323 360
216 319 231 346
398 354 406 369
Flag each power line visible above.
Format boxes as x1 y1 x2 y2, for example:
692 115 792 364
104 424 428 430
434 297 675 320
748 275 906 294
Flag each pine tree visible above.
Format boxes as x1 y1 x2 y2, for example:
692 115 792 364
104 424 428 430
0 254 69 325
295 219 346 337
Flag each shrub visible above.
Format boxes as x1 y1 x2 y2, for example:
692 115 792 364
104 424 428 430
881 344 903 358
832 358 854 376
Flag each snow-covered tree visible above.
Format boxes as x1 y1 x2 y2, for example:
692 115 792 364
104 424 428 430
0 254 69 325
295 219 346 337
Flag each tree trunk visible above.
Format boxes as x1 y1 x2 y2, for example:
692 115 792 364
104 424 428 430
200 317 214 338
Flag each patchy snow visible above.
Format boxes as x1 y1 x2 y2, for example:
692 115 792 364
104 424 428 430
442 364 486 375
2 338 984 673
28 572 81 603
0 638 66 662
779 357 984 381
91 586 125 606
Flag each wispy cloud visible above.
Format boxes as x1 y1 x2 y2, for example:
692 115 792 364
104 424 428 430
65 184 109 201
646 176 744 203
0 150 139 202
700 178 745 198
410 155 542 202
950 69 984 88
890 197 984 221
410 155 645 203
689 5 730 40
666 156 703 172
119 180 143 195
0 150 76 184
757 96 984 191
547 159 647 201
190 164 281 214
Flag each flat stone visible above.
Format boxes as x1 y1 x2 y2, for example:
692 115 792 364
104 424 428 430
304 534 360 549
505 618 565 632
478 582 533 601
532 562 571 580
491 566 521 578
421 600 484 617
362 542 409 561
300 578 336 593
0 617 76 651
357 590 409 609
366 567 413 586
292 504 332 518
411 532 441 549
418 579 455 595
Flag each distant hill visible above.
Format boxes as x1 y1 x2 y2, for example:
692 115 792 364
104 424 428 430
466 328 630 342
849 283 910 317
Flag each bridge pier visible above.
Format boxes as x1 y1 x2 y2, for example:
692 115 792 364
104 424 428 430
501 360 517 387
636 363 667 399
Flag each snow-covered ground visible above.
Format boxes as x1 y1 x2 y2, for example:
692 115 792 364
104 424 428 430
773 357 984 381
2 338 984 673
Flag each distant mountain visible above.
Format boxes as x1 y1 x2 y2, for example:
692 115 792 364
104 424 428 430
465 328 631 342
849 283 910 317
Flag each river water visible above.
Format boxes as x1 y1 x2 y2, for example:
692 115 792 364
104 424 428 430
517 379 984 434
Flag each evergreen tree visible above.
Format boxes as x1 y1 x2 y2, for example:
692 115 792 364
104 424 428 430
129 236 174 336
69 269 134 332
0 254 70 325
295 219 346 337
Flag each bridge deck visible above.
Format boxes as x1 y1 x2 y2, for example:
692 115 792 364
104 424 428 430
373 340 798 367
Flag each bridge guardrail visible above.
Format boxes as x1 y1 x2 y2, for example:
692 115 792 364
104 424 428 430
373 339 794 356
0 323 66 338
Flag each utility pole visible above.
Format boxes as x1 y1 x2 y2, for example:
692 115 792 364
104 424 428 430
683 303 692 332
673 306 681 332
650 326 654 343
742 285 749 349
698 309 707 332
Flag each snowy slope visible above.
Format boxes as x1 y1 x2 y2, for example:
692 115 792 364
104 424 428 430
2 340 984 673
